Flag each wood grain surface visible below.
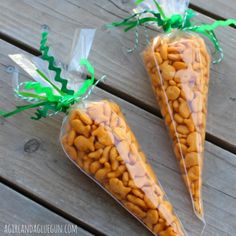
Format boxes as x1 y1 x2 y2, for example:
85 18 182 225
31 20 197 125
0 40 235 236
0 183 92 236
0 0 235 149
192 0 236 19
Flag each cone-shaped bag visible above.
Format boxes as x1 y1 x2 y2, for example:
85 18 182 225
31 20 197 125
109 0 235 224
61 100 185 236
143 32 210 219
4 29 186 236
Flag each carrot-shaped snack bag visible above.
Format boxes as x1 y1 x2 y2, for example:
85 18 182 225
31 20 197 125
109 0 236 222
1 28 186 236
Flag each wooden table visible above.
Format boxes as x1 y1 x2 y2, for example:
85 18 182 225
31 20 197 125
0 1 235 235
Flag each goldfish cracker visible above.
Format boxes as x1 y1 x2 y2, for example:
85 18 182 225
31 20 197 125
61 100 185 236
143 32 210 219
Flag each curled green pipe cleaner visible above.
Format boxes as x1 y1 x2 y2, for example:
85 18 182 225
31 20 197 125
23 82 61 102
108 0 236 63
0 31 96 120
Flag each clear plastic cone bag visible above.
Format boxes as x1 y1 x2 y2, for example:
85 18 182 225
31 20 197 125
61 99 186 236
4 28 187 235
142 30 210 220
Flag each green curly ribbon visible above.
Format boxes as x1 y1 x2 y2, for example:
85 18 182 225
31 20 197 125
40 31 74 95
0 31 96 120
109 0 236 62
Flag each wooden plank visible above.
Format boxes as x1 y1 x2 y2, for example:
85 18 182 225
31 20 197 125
191 0 236 20
0 41 236 236
0 0 235 149
0 183 92 236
